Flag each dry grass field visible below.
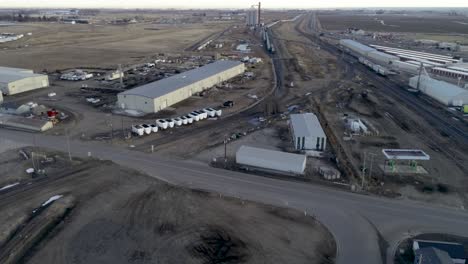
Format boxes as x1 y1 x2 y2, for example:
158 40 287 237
0 22 229 71
318 13 468 34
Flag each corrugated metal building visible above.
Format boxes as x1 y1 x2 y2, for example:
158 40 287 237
289 113 327 151
409 75 468 106
0 67 49 95
339 39 376 57
367 50 399 65
236 145 307 175
118 60 245 113
0 66 34 74
0 115 53 132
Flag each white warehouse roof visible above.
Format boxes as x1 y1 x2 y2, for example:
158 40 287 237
409 75 468 106
0 71 46 84
119 60 244 99
290 113 326 138
236 146 307 174
0 66 34 74
339 39 376 55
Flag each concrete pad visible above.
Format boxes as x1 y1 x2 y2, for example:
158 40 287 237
379 164 428 175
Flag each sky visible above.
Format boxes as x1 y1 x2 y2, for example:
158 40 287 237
0 0 468 9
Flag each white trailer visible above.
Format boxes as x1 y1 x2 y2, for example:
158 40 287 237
189 112 201 122
165 119 175 128
132 125 145 136
156 119 169 129
173 118 183 126
141 124 152 134
150 124 159 133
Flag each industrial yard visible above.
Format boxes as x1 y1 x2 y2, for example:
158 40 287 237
2 8 468 204
1 5 468 264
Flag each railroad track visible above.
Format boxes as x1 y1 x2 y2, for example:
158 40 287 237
0 163 96 207
293 13 468 173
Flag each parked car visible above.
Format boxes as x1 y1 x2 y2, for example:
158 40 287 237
131 125 144 136
141 124 152 135
156 119 169 129
223 100 234 108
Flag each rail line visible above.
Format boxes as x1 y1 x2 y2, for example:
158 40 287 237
293 13 468 173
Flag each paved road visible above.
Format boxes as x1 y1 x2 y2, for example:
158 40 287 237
2 130 468 264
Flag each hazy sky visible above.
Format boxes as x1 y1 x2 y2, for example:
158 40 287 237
0 0 467 8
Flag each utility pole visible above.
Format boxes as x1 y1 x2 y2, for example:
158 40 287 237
118 64 123 89
224 135 228 167
416 62 424 91
66 129 72 161
361 152 367 189
108 114 114 143
368 153 377 183
121 116 125 139
31 151 36 171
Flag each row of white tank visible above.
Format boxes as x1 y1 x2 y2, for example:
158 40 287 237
131 107 222 136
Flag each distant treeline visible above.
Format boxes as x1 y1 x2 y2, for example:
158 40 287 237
0 14 60 22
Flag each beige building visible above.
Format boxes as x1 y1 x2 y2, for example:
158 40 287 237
0 67 49 95
117 60 245 113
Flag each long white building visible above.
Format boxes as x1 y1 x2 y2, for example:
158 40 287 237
409 75 468 106
0 67 49 95
289 113 327 151
117 60 245 113
236 145 307 175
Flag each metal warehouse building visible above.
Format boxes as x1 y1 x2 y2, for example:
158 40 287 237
409 75 468 106
0 67 49 95
118 60 245 113
339 39 376 57
236 145 307 175
289 113 327 151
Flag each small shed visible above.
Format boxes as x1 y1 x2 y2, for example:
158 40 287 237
289 113 327 151
0 115 53 132
236 146 307 175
